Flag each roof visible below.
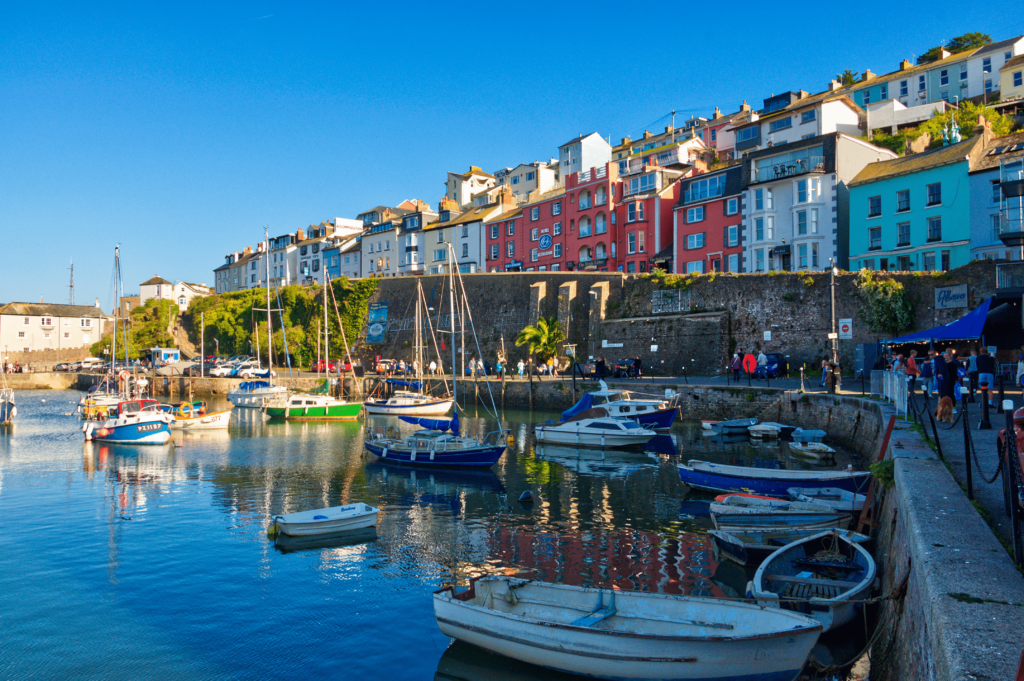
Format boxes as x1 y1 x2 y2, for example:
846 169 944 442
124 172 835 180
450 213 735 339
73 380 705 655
426 202 508 232
0 302 106 318
521 187 567 209
974 35 1024 57
840 48 981 93
848 136 981 187
484 207 523 224
141 276 172 286
213 263 231 272
1002 54 1024 71
970 131 1024 173
559 132 602 148
448 166 495 180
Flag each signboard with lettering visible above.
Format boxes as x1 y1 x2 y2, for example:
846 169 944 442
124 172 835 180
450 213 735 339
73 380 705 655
366 303 388 344
539 234 552 250
935 284 968 309
602 340 624 348
839 318 853 339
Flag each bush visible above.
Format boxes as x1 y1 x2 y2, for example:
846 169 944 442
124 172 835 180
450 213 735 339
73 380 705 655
856 270 916 335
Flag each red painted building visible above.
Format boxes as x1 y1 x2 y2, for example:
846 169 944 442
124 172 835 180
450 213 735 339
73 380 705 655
562 164 621 272
519 188 568 271
673 165 744 273
484 207 524 272
613 166 687 273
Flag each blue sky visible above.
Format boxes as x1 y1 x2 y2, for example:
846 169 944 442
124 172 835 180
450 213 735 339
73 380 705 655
1 3 1019 309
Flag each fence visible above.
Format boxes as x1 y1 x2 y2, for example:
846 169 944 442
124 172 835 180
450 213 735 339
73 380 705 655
871 369 908 418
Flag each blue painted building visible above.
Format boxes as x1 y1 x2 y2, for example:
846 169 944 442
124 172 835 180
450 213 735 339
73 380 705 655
848 136 985 272
969 131 1024 261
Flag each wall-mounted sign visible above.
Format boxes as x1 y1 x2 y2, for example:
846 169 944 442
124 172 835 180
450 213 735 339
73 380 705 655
602 340 624 348
839 318 853 339
366 303 388 344
650 344 658 352
539 234 552 250
935 284 968 309
763 331 772 341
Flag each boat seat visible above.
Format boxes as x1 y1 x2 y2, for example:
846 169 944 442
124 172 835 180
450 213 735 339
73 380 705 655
765 573 861 589
571 591 616 627
791 557 862 571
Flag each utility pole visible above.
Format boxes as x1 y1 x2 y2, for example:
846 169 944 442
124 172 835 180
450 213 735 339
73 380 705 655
68 259 74 305
830 258 839 364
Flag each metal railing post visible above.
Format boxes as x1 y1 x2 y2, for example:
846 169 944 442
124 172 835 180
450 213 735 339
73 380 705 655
997 375 1006 415
979 384 992 430
962 394 973 500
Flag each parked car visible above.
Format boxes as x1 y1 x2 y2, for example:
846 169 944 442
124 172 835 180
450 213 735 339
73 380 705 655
754 353 789 380
612 359 636 378
209 363 237 378
311 360 338 373
182 364 205 377
53 362 73 372
239 366 274 379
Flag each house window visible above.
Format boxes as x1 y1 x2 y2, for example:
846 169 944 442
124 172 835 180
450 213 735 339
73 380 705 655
941 250 950 272
638 230 645 253
926 183 941 206
868 196 881 217
811 208 819 234
985 79 993 94
801 110 816 124
960 63 968 81
251 274 256 283
531 207 540 221
797 180 807 203
579 217 591 237
755 249 765 272
797 210 807 235
579 190 591 209
385 241 390 251
312 244 319 253
462 244 469 258
812 243 819 268
628 232 636 254
490 245 499 260
511 176 520 185
686 233 705 249
64 332 70 339
461 226 468 238
554 243 562 257
766 188 774 209
728 253 739 272
531 228 539 241
17 331 25 338
737 127 759 143
434 249 445 262
312 260 320 272
627 262 636 273
490 224 498 239
554 221 562 236
923 252 936 271
896 190 910 212
726 198 738 215
869 227 881 249
766 216 774 239
983 57 991 73
755 217 764 241
507 242 515 258
927 216 942 241
686 261 703 274
880 84 888 100
596 213 607 234
531 248 539 262
687 206 704 223
727 225 738 247
627 174 657 195
918 75 926 91
862 90 871 105
769 117 792 132
897 222 911 245
798 244 808 269
1015 72 1023 88
710 128 717 142
900 80 908 97
992 214 1002 240
940 69 948 86
596 186 607 205
552 201 562 216
551 263 560 271
507 221 515 236
526 171 535 181
754 189 763 211
80 319 92 328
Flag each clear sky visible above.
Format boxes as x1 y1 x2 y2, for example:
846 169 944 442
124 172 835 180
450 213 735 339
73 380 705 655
1 3 1019 309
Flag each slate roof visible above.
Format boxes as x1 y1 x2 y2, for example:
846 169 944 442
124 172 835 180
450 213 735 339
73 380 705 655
974 35 1024 57
0 302 106 318
970 131 1024 174
426 202 507 231
559 132 602 148
140 275 172 286
484 207 523 224
1002 54 1024 71
848 136 982 186
521 187 567 209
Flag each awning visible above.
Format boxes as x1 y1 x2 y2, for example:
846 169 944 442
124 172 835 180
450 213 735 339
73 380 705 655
888 297 993 344
649 244 674 264
771 245 791 256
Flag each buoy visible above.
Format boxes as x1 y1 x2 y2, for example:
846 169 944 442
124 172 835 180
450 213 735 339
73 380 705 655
41 399 45 403
519 490 534 503
507 435 514 446
267 523 280 539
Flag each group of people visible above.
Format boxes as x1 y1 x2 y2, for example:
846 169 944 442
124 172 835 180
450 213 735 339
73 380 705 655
728 349 779 382
882 346 1000 406
3 362 26 374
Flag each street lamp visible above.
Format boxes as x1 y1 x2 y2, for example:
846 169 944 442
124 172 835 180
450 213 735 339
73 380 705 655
830 259 839 364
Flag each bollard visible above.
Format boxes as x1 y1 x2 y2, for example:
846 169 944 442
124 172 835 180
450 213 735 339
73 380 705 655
962 395 973 500
979 384 992 430
683 367 688 385
997 375 1006 415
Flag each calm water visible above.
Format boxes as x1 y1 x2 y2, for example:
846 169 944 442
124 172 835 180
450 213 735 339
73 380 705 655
0 390 864 680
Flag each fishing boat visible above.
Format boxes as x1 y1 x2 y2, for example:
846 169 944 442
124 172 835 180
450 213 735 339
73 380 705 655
790 428 827 443
709 527 871 566
535 444 660 478
749 422 795 439
264 392 362 420
788 487 866 513
82 399 174 445
165 400 232 430
677 460 872 496
433 576 823 681
751 529 876 632
788 442 836 461
269 502 379 537
535 411 656 448
0 387 15 425
562 381 677 431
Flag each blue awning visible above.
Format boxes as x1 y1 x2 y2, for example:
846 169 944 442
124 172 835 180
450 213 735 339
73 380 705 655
400 412 459 435
386 380 422 390
888 297 993 344
560 393 593 421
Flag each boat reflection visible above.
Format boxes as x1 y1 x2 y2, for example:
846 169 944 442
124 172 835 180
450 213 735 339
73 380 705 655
274 526 378 554
644 433 680 456
365 461 505 516
435 640 586 681
534 444 660 479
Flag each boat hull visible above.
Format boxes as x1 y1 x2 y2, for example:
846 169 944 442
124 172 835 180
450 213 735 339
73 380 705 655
169 409 232 430
711 512 851 533
631 407 677 431
434 580 821 681
264 402 363 420
0 400 16 424
364 440 505 468
227 387 289 409
363 399 453 416
274 510 378 537
85 420 172 445
677 462 871 497
534 428 654 448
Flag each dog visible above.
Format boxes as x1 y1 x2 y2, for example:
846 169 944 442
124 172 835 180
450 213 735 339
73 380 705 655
935 396 954 423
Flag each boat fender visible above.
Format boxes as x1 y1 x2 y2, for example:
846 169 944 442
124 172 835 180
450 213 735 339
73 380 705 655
429 450 435 461
507 435 514 446
410 451 416 461
382 447 388 458
746 581 754 599
267 519 281 539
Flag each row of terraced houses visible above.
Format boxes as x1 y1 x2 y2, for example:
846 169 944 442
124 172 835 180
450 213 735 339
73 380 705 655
213 36 1024 289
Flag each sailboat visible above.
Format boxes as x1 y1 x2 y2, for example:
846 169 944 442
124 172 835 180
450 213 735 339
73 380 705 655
0 373 15 426
264 273 362 421
363 246 508 467
363 281 454 416
228 232 290 409
82 247 173 444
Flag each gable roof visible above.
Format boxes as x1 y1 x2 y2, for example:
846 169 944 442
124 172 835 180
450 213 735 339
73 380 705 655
848 136 982 187
970 131 1024 173
974 35 1024 57
141 275 172 286
426 202 508 232
0 302 106 318
559 132 603 148
1002 54 1024 71
483 207 523 224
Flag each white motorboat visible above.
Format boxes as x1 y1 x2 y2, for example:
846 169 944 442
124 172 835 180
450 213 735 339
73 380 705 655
790 428 827 443
270 502 379 537
0 387 15 425
788 442 836 461
535 413 656 448
364 389 454 416
227 380 290 409
562 381 677 430
752 529 876 632
433 576 823 681
788 487 866 513
168 404 232 430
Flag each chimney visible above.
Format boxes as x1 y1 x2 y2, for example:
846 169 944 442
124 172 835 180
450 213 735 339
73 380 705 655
940 48 951 59
899 59 912 71
664 125 674 134
798 90 809 100
95 298 99 307
40 295 43 303
740 100 751 112
862 69 874 81
828 79 841 91
620 136 632 146
643 130 653 139
713 106 722 119
296 227 306 241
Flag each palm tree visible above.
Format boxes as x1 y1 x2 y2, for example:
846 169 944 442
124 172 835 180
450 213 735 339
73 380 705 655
515 317 566 365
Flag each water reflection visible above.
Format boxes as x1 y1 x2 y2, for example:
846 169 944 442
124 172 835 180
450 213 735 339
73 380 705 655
274 526 378 554
535 444 660 478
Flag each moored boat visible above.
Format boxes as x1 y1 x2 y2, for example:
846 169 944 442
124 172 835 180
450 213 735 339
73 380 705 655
749 422 795 439
165 400 232 430
752 529 876 632
562 381 677 431
709 527 870 566
709 495 849 532
788 442 836 461
364 387 453 416
433 576 823 681
788 487 866 513
82 399 174 445
264 393 362 420
365 414 508 468
790 428 827 443
711 418 758 434
227 380 290 409
677 460 871 496
535 412 656 448
270 502 379 537
0 387 15 425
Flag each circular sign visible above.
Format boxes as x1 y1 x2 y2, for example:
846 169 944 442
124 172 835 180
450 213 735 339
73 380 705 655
367 323 385 337
957 367 966 378
840 322 851 335
742 354 757 374
539 234 552 250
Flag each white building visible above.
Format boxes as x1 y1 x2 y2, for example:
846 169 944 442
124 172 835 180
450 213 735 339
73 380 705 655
495 161 560 202
559 132 612 178
864 99 946 136
0 302 106 354
297 219 363 285
140 276 210 311
444 167 496 208
361 219 400 277
966 36 1024 100
425 188 518 274
396 208 439 276
734 93 863 154
267 231 300 287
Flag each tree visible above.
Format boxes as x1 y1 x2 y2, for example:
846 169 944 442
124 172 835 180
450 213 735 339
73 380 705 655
919 101 1016 148
918 32 991 64
515 317 566 364
856 270 915 335
836 69 859 86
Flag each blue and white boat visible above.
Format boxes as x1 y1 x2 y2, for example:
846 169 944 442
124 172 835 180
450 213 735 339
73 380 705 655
227 380 289 409
0 387 15 425
677 460 871 496
82 399 173 445
364 382 453 416
562 381 677 431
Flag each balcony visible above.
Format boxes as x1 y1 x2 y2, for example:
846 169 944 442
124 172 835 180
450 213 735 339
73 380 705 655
997 262 1024 289
752 153 825 184
683 183 725 204
997 212 1024 247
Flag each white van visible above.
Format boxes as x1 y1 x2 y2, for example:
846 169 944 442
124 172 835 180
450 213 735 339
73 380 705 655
77 358 105 372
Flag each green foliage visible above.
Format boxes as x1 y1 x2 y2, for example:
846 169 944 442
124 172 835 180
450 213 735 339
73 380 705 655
856 270 916 335
870 459 895 488
919 101 1016 148
918 32 991 64
644 268 697 290
835 69 858 85
800 275 815 288
92 298 178 359
867 129 913 156
515 317 566 362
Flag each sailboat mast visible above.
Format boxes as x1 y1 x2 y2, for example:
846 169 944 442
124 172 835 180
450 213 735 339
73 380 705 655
265 229 273 377
415 282 422 380
449 246 456 404
323 274 329 375
112 246 118 379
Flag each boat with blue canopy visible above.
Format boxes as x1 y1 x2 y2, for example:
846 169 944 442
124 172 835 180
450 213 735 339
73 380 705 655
561 381 677 430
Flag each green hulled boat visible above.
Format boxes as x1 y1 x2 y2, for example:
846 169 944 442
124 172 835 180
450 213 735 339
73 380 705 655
264 393 362 420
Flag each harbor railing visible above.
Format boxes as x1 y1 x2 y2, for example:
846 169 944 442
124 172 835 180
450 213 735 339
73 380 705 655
871 370 908 419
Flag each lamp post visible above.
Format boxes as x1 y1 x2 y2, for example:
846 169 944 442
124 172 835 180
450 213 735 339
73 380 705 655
830 259 839 364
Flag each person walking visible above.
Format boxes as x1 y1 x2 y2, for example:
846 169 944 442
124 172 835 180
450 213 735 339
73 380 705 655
756 350 767 380
634 357 643 379
517 359 525 379
967 348 979 403
1015 345 1024 389
730 354 741 381
495 360 504 379
906 349 920 392
826 362 840 394
977 347 997 407
941 349 959 403
429 360 437 376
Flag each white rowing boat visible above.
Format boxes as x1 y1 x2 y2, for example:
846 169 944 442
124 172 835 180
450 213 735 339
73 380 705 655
788 487 866 513
788 442 836 461
434 576 822 681
270 502 379 537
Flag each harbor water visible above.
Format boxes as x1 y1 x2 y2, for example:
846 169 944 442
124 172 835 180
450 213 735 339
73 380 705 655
0 390 867 680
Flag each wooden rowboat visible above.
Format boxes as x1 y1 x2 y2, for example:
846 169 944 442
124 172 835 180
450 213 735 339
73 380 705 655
787 487 866 513
709 527 871 566
677 460 871 496
434 576 823 681
788 442 836 461
710 496 849 533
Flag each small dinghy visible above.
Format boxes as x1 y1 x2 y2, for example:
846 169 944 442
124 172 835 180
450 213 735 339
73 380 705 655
749 422 795 439
270 502 379 537
709 527 870 566
752 529 876 632
788 487 866 513
788 442 836 461
434 576 823 681
790 428 826 443
701 420 722 431
677 460 871 496
711 418 758 434
535 412 656 448
0 387 15 425
710 496 849 533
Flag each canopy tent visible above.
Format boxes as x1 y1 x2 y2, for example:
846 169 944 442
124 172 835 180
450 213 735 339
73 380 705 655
399 413 459 435
888 297 994 344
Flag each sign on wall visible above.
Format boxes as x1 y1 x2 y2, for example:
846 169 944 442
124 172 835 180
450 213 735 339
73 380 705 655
602 340 623 348
935 284 968 310
838 318 853 340
539 234 552 250
366 303 388 344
